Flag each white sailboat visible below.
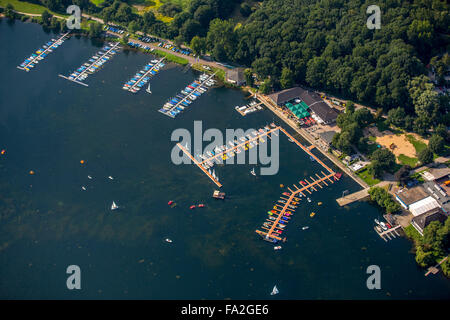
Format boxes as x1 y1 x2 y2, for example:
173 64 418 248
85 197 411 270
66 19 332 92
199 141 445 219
250 168 256 176
212 169 216 179
146 82 151 94
270 285 279 296
111 201 119 210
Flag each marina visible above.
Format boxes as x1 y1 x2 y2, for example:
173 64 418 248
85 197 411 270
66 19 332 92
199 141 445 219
176 124 279 187
256 171 340 242
159 72 216 118
122 57 165 93
58 42 121 87
17 32 70 72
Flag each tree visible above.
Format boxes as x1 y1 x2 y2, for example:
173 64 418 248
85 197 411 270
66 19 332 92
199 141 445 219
244 68 254 87
5 3 16 19
371 148 396 169
428 134 444 155
259 78 272 94
353 108 373 127
435 124 448 141
280 67 294 89
193 5 214 28
128 21 139 34
418 147 433 164
89 22 103 38
387 107 406 128
41 10 52 27
415 246 435 267
345 101 355 114
190 36 206 56
368 187 400 214
394 165 411 186
180 19 202 43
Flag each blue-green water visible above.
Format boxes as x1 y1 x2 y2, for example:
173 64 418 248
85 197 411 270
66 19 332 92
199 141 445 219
0 20 449 299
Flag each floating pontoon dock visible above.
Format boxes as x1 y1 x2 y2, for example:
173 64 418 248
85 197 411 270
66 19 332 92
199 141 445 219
176 125 279 187
159 72 216 118
58 42 121 87
17 32 70 72
256 171 340 242
122 57 165 93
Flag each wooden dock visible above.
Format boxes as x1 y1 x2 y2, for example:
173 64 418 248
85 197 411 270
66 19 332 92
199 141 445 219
336 182 392 206
375 225 402 242
425 256 448 277
197 126 280 166
176 143 222 188
125 57 165 93
256 171 339 242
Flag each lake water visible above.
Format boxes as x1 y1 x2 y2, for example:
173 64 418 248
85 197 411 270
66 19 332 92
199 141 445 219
0 20 449 299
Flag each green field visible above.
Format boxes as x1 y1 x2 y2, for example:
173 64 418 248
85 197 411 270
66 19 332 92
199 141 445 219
398 154 419 167
0 0 65 16
90 0 105 7
406 134 428 154
153 49 188 65
356 168 381 186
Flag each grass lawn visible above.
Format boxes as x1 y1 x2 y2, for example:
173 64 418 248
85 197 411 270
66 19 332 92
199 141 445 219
153 49 188 65
398 154 419 167
406 134 427 154
0 0 66 16
356 168 381 186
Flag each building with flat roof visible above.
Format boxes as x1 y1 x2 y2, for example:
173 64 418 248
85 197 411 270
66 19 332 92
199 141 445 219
409 196 441 217
225 68 246 86
411 208 447 236
422 181 450 214
395 186 429 209
421 166 450 182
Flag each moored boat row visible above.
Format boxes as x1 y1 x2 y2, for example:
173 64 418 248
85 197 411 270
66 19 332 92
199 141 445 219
61 42 121 85
122 58 165 93
158 73 216 118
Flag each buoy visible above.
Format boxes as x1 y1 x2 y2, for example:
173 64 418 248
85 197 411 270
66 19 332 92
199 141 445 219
318 202 323 206
80 160 85 164
29 170 35 175
280 184 284 188
1 149 5 155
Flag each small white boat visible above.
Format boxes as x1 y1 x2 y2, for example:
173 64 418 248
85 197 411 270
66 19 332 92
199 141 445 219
87 175 92 179
165 238 172 243
146 82 151 94
81 186 86 191
307 197 311 203
108 176 114 180
274 246 282 250
270 285 279 296
111 201 119 210
302 226 309 230
250 168 256 176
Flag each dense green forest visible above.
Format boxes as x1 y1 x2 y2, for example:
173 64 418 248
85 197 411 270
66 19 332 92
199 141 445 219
11 0 450 126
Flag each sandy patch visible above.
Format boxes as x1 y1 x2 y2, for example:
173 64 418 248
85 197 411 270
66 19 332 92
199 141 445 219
375 134 417 159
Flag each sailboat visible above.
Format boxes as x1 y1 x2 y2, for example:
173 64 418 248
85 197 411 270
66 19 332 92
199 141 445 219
146 82 151 94
111 201 119 210
250 168 256 176
212 169 216 180
270 285 279 296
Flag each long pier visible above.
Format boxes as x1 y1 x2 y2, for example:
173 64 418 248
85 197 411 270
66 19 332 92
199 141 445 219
17 32 70 71
58 42 121 87
126 57 165 93
198 126 280 165
256 171 339 241
159 72 216 118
